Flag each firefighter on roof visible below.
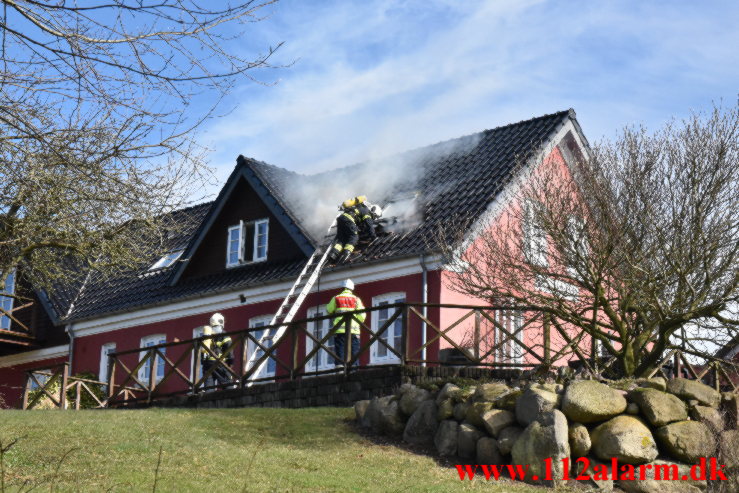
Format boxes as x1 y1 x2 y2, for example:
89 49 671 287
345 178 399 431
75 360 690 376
328 195 379 264
326 279 365 366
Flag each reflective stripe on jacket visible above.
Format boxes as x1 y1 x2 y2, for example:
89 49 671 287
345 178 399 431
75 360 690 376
326 289 365 335
201 325 233 361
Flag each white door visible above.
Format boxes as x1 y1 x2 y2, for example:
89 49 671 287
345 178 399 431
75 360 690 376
370 293 405 364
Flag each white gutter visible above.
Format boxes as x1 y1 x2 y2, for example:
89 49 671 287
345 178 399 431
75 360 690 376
419 254 428 366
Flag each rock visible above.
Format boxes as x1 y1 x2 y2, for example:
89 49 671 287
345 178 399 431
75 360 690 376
476 437 502 465
515 387 560 426
531 382 563 394
435 383 460 404
458 422 484 459
436 398 454 420
617 459 706 492
369 396 406 435
591 415 658 465
568 422 591 457
354 399 371 427
721 393 739 429
497 426 523 455
666 378 720 408
511 410 570 487
655 421 715 463
561 380 627 423
453 401 470 421
628 388 688 427
434 420 459 456
403 400 438 447
451 386 475 403
574 458 614 491
636 377 667 391
493 389 521 411
472 382 511 402
480 409 515 437
719 430 739 468
465 401 493 428
626 403 639 415
690 404 724 433
398 385 431 416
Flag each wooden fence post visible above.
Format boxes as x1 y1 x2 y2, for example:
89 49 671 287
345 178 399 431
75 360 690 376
543 313 551 367
59 363 69 410
473 310 481 361
401 306 408 366
21 372 30 410
107 356 116 405
344 315 351 376
291 325 299 380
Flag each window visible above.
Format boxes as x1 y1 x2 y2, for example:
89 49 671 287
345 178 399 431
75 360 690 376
149 249 184 271
494 309 524 364
370 293 405 364
191 326 206 381
523 200 548 268
226 219 269 267
306 306 335 372
28 369 51 390
1 270 15 330
247 315 276 379
99 342 116 382
139 334 166 384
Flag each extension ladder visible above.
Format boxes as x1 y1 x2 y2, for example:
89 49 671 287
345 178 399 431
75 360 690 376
244 219 337 385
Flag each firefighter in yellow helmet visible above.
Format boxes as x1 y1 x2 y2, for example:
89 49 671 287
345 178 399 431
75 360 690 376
201 312 233 389
326 279 365 365
328 196 378 264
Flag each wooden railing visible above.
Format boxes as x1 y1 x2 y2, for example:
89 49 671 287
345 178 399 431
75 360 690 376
22 363 108 410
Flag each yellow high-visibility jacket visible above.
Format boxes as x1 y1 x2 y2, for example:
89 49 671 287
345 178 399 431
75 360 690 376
326 289 365 335
201 325 233 362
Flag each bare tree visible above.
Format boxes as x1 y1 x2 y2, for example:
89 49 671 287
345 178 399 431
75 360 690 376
0 2 281 305
439 106 739 377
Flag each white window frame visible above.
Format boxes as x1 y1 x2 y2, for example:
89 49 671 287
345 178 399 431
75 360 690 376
226 218 269 267
190 326 207 381
149 249 184 271
247 315 277 380
139 334 166 384
99 342 117 383
523 199 548 268
370 292 406 364
305 306 335 372
493 309 525 364
1 270 16 331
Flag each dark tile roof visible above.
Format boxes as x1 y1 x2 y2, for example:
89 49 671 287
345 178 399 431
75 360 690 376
49 109 575 322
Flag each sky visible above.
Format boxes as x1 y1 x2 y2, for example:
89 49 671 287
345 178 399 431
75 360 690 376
198 0 739 192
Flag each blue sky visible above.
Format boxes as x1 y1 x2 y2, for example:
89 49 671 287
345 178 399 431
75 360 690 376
199 0 739 188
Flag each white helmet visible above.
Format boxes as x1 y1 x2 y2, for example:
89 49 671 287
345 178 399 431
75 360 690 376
209 312 225 329
342 279 355 291
369 203 383 218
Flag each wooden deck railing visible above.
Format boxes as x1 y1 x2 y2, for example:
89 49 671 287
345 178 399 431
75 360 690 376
22 363 109 410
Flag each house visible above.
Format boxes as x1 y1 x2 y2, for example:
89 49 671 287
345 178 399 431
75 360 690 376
0 109 591 408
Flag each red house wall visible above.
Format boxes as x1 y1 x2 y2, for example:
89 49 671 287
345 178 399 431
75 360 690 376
0 355 68 409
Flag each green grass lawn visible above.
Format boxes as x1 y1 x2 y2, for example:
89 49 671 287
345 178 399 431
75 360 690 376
0 407 559 492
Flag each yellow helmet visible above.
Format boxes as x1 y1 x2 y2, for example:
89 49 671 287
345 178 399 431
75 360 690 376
342 196 367 209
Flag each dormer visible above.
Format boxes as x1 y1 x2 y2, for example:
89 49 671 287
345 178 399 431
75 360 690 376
226 218 269 267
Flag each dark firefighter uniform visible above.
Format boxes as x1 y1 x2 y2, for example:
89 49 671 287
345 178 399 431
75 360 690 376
326 284 365 365
329 196 377 263
201 326 233 388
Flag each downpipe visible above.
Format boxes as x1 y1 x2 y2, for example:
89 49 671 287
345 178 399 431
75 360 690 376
419 255 428 367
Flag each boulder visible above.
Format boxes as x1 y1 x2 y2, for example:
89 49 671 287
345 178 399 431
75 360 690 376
515 387 560 426
531 382 563 394
561 380 627 423
465 401 493 428
626 403 639 415
719 429 739 468
435 383 460 404
497 426 523 455
480 409 515 437
354 399 371 427
636 377 667 391
477 437 503 465
434 420 459 456
655 421 715 464
398 385 431 416
573 458 614 492
568 422 591 458
616 459 706 493
436 398 454 420
472 382 511 402
628 388 687 427
493 388 521 411
591 415 658 465
457 422 484 459
721 393 739 429
511 410 570 487
666 378 720 408
453 401 470 421
690 404 724 433
368 396 406 435
403 400 438 447
366 396 391 432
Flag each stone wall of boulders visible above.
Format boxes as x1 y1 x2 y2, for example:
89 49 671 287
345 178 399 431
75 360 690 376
354 377 739 492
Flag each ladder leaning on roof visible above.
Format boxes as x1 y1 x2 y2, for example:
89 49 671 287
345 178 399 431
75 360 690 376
244 217 337 386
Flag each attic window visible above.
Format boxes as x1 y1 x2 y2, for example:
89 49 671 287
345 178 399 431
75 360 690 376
149 250 184 271
227 219 269 267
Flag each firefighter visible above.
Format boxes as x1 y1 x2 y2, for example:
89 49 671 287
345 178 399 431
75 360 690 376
201 312 233 389
328 196 378 264
326 279 365 366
